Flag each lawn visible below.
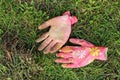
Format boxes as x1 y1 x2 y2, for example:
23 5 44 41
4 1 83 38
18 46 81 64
0 0 120 80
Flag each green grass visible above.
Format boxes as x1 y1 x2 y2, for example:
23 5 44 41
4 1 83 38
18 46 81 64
0 0 120 80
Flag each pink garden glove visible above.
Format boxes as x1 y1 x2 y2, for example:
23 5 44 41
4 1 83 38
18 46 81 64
36 11 78 54
55 38 108 68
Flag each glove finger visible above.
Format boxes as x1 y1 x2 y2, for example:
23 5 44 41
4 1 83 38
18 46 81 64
55 58 73 63
38 37 52 51
38 17 58 30
43 40 56 54
50 42 63 53
56 52 73 58
62 63 79 68
59 46 73 53
38 21 51 30
69 38 94 47
36 32 49 43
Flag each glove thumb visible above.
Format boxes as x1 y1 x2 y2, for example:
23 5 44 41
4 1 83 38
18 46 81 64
69 38 94 47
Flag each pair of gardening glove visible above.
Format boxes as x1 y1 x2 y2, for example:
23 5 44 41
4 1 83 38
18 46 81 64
36 11 108 68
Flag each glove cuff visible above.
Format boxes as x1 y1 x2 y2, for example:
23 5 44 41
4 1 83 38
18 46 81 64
69 16 78 25
96 47 108 61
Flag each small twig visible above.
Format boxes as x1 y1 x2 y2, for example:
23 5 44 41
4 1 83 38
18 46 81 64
4 49 13 62
2 43 13 62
